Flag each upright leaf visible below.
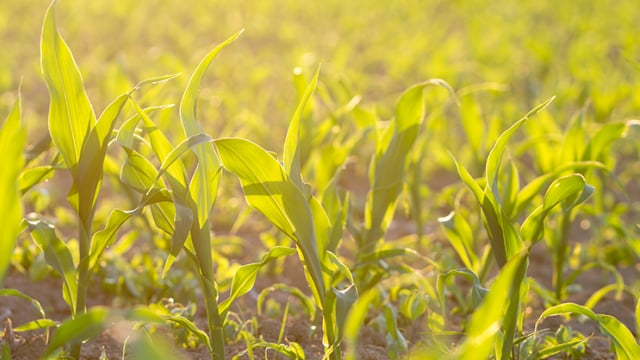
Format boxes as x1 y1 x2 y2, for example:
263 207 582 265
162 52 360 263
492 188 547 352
0 96 25 286
283 68 320 192
181 30 242 226
41 1 95 171
453 252 527 359
485 97 555 197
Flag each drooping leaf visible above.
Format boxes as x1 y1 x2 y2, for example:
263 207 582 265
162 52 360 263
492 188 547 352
26 218 77 315
43 307 110 357
156 133 212 183
120 149 163 192
18 166 55 194
215 138 326 304
0 288 48 321
89 189 172 271
219 246 296 318
521 174 593 244
536 303 640 360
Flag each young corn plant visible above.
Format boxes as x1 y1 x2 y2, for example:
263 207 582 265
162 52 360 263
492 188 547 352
112 28 311 359
22 3 180 357
441 97 610 358
214 69 357 359
351 80 453 291
21 3 211 357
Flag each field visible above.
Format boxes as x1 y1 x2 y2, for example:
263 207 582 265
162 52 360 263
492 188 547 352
1 0 640 359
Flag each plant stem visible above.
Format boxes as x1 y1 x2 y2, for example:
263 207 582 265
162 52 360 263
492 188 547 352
70 216 93 359
553 213 572 300
200 272 225 359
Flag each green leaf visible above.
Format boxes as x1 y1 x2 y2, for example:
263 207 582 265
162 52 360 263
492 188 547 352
26 217 77 315
126 305 211 353
181 31 242 226
635 297 639 337
437 268 489 327
156 133 212 183
120 149 162 192
331 284 358 343
453 251 527 359
486 97 555 196
521 174 593 244
43 307 110 357
129 98 189 200
0 96 25 286
215 138 326 304
451 154 485 207
536 303 640 360
438 211 477 270
524 337 589 360
513 161 606 217
13 319 58 332
18 166 55 194
284 67 320 192
219 246 296 318
364 83 429 246
344 288 382 360
89 189 172 272
41 1 95 170
582 123 625 161
0 288 48 321
161 202 193 277
72 94 128 219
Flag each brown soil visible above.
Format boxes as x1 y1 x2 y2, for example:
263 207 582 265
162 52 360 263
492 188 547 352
0 224 637 359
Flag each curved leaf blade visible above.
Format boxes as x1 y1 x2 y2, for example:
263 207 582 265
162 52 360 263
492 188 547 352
536 303 640 360
215 138 326 304
43 307 109 357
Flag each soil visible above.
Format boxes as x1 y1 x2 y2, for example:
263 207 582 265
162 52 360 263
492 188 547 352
0 217 638 359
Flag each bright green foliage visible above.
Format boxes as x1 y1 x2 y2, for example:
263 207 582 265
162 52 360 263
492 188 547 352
218 246 296 318
40 1 95 175
216 138 327 305
362 80 451 254
446 252 528 359
0 96 25 286
26 217 78 314
536 303 640 360
42 307 110 358
4 1 640 359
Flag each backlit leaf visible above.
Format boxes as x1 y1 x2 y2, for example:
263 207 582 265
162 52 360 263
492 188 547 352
0 96 25 285
41 1 95 170
215 137 326 304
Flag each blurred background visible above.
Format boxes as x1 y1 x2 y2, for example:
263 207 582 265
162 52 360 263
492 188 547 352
2 0 639 149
